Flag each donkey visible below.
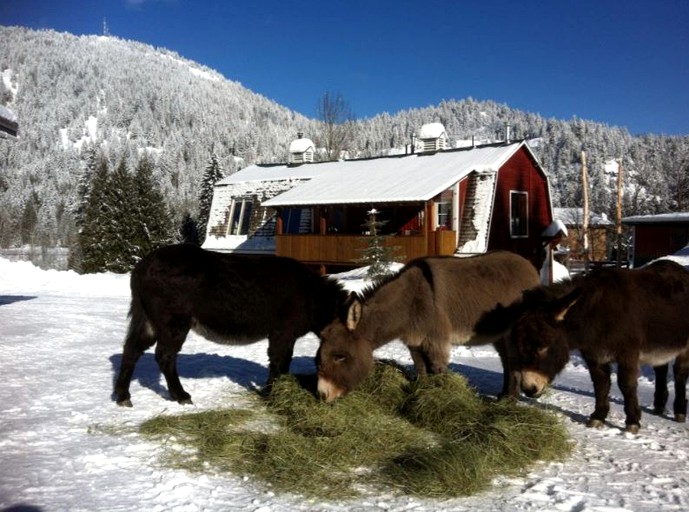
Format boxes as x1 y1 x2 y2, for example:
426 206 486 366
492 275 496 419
476 259 689 433
316 251 540 402
114 244 347 406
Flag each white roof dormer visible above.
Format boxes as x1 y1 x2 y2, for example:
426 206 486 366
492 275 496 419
417 122 447 153
289 132 315 165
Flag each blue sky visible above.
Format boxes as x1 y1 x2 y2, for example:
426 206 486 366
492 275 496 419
2 0 688 135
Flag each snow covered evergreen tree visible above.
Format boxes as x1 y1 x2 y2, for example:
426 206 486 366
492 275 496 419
100 159 138 273
130 154 174 259
197 153 224 242
76 156 111 273
357 209 401 282
177 211 201 246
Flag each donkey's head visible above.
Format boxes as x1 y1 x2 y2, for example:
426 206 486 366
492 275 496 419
510 287 580 397
316 297 375 402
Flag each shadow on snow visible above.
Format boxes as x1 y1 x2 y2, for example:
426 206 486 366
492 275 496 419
0 295 37 306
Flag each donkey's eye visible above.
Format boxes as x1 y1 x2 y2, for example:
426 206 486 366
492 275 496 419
333 354 348 363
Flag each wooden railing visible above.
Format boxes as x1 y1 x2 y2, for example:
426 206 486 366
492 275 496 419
275 231 457 265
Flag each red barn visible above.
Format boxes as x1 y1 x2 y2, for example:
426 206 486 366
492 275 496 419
623 213 689 267
205 126 554 272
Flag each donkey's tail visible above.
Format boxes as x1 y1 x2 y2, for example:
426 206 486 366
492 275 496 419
124 277 155 348
114 273 157 406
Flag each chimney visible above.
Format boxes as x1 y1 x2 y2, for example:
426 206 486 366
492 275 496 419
297 131 304 139
505 123 511 144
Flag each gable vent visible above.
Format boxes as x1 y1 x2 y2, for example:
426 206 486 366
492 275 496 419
289 132 315 165
417 122 447 153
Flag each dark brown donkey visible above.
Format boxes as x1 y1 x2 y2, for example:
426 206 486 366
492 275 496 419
114 244 347 406
316 251 540 402
476 259 689 433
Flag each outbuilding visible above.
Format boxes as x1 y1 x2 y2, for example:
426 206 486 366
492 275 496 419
622 212 689 267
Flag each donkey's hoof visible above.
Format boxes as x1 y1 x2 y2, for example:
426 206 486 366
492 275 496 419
117 399 133 408
675 414 686 423
625 424 640 435
177 397 193 405
652 407 665 416
586 418 605 429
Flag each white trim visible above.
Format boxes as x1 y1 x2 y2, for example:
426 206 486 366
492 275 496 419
509 190 529 238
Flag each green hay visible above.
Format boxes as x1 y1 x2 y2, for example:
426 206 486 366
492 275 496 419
138 363 572 499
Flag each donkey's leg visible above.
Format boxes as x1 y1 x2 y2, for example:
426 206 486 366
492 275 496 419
408 345 431 377
415 338 450 376
672 350 689 422
114 315 156 407
652 363 669 415
155 317 192 404
266 331 297 385
617 363 642 433
583 357 612 428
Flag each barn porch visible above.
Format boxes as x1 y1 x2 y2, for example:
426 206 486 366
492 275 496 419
273 201 457 269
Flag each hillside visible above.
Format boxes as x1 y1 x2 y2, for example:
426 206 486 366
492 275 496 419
1 26 688 256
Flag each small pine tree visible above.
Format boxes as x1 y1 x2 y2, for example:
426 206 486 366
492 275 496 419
177 211 201 246
357 208 401 282
198 152 224 242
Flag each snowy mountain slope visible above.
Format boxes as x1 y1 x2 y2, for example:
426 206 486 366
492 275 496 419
1 25 688 262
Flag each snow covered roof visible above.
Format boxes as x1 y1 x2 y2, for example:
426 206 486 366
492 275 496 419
553 207 613 226
0 105 17 123
0 105 18 138
622 212 689 225
216 162 324 185
417 122 446 139
541 219 569 238
260 142 528 207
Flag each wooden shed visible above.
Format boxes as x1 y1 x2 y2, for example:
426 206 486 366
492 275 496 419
204 130 553 272
553 207 613 263
622 213 689 267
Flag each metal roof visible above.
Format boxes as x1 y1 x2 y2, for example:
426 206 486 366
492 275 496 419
250 142 528 207
622 212 689 225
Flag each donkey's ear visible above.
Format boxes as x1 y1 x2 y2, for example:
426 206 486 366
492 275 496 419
551 288 582 322
346 299 363 331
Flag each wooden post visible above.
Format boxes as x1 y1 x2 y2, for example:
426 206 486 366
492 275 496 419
581 151 590 271
616 156 624 267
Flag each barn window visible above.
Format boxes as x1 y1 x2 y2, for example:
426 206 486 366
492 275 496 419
282 207 313 234
228 198 253 235
510 191 528 237
436 189 453 230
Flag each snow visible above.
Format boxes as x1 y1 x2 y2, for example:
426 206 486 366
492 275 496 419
262 143 524 207
2 254 689 511
289 137 315 154
417 122 446 139
1 68 18 99
60 115 100 151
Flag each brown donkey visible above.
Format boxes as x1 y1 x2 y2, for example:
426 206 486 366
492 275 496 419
316 251 540 402
114 244 347 406
475 259 689 433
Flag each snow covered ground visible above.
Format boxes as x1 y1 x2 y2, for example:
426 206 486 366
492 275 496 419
1 256 689 512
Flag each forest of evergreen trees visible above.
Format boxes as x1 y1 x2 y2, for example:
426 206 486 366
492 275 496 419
1 26 688 272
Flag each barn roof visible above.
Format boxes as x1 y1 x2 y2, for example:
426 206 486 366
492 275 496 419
240 142 533 207
554 207 613 226
622 212 689 225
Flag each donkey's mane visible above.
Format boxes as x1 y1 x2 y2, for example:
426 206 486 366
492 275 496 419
355 259 434 303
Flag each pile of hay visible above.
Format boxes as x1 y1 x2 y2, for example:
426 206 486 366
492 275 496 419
139 363 571 499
